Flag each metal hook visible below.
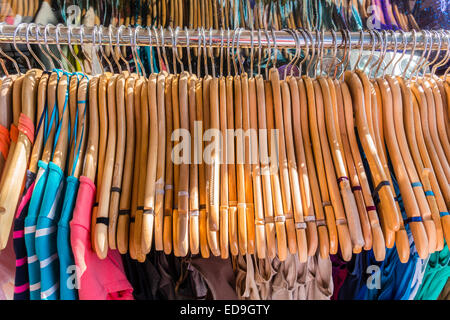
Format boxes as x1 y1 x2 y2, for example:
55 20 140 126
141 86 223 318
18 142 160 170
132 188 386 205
402 29 417 79
98 25 113 73
391 29 407 77
0 23 21 74
91 25 104 74
263 27 271 79
257 28 262 76
250 28 254 78
289 29 302 77
209 27 215 78
25 23 46 70
56 23 76 72
374 30 388 78
413 30 431 79
333 28 347 80
297 29 309 77
159 26 170 74
327 29 337 77
282 29 298 79
185 27 193 75
108 24 121 74
133 26 146 78
13 23 31 70
305 29 315 77
236 28 244 75
150 26 162 74
423 30 442 77
44 24 63 70
271 28 278 68
197 27 202 78
36 23 55 71
169 26 177 74
227 28 231 77
368 29 383 77
354 29 364 71
362 29 375 74
117 25 131 74
342 28 351 73
431 30 450 77
383 29 397 78
231 28 238 76
202 27 209 77
68 24 85 74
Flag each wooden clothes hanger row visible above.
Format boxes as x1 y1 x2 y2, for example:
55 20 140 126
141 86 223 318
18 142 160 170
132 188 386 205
0 26 448 266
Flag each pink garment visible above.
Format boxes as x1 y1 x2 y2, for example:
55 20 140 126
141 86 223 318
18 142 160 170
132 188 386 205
0 229 15 300
70 176 133 300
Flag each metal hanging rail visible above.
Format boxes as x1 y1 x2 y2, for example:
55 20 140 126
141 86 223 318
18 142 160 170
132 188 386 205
0 24 447 50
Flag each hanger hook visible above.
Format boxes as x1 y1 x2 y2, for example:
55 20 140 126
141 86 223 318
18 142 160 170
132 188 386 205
368 29 383 77
37 23 55 71
282 29 297 79
159 26 170 74
108 24 121 74
57 23 76 72
250 28 254 78
45 24 64 70
263 27 271 79
423 30 442 78
150 26 162 74
413 30 431 79
402 29 417 79
209 27 215 78
134 26 147 78
327 28 337 77
14 23 31 70
354 29 364 71
392 29 408 77
362 29 375 74
236 28 244 75
271 28 278 68
305 29 315 77
185 27 193 75
202 27 209 77
68 24 85 74
26 23 45 70
333 28 347 80
297 29 309 77
431 30 450 77
117 25 131 74
383 29 397 78
373 30 387 78
257 28 262 76
168 26 177 74
342 28 351 73
0 23 20 74
219 28 224 77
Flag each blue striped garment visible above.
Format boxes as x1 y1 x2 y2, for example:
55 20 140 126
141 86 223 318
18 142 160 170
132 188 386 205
35 162 65 300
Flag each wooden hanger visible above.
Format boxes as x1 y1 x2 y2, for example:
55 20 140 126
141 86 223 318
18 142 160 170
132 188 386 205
280 77 307 261
172 74 181 256
288 76 318 257
203 74 220 256
255 74 277 259
0 70 41 249
95 73 118 259
141 73 159 255
421 79 450 182
264 79 288 261
298 77 330 259
117 74 137 254
401 77 445 252
188 73 200 255
411 81 450 208
226 75 238 256
128 76 144 260
91 74 110 249
303 76 338 256
163 74 175 254
269 68 297 254
411 82 450 246
135 77 149 262
0 76 15 177
394 76 438 254
313 78 353 260
218 75 229 258
196 76 210 258
376 76 429 259
344 71 400 237
27 72 49 176
234 74 247 255
108 72 128 251
208 74 221 255
241 73 256 255
248 75 266 259
320 76 365 253
154 71 167 251
334 78 374 253
176 71 191 257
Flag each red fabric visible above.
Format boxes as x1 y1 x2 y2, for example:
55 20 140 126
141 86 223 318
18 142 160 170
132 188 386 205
70 176 134 300
0 125 10 159
18 113 35 144
9 124 18 143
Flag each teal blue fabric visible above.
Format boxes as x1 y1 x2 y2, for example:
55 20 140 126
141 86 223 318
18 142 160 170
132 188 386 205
414 243 450 300
57 175 79 300
35 162 65 300
24 160 49 300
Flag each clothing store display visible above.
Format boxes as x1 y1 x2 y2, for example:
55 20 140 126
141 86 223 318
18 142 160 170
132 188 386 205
0 0 448 302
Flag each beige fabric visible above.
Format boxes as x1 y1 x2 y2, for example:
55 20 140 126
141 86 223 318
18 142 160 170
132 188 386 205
234 251 333 300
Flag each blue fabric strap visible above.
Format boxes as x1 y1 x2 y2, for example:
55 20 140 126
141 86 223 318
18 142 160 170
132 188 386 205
404 216 423 224
425 190 435 196
411 182 423 188
440 212 450 217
